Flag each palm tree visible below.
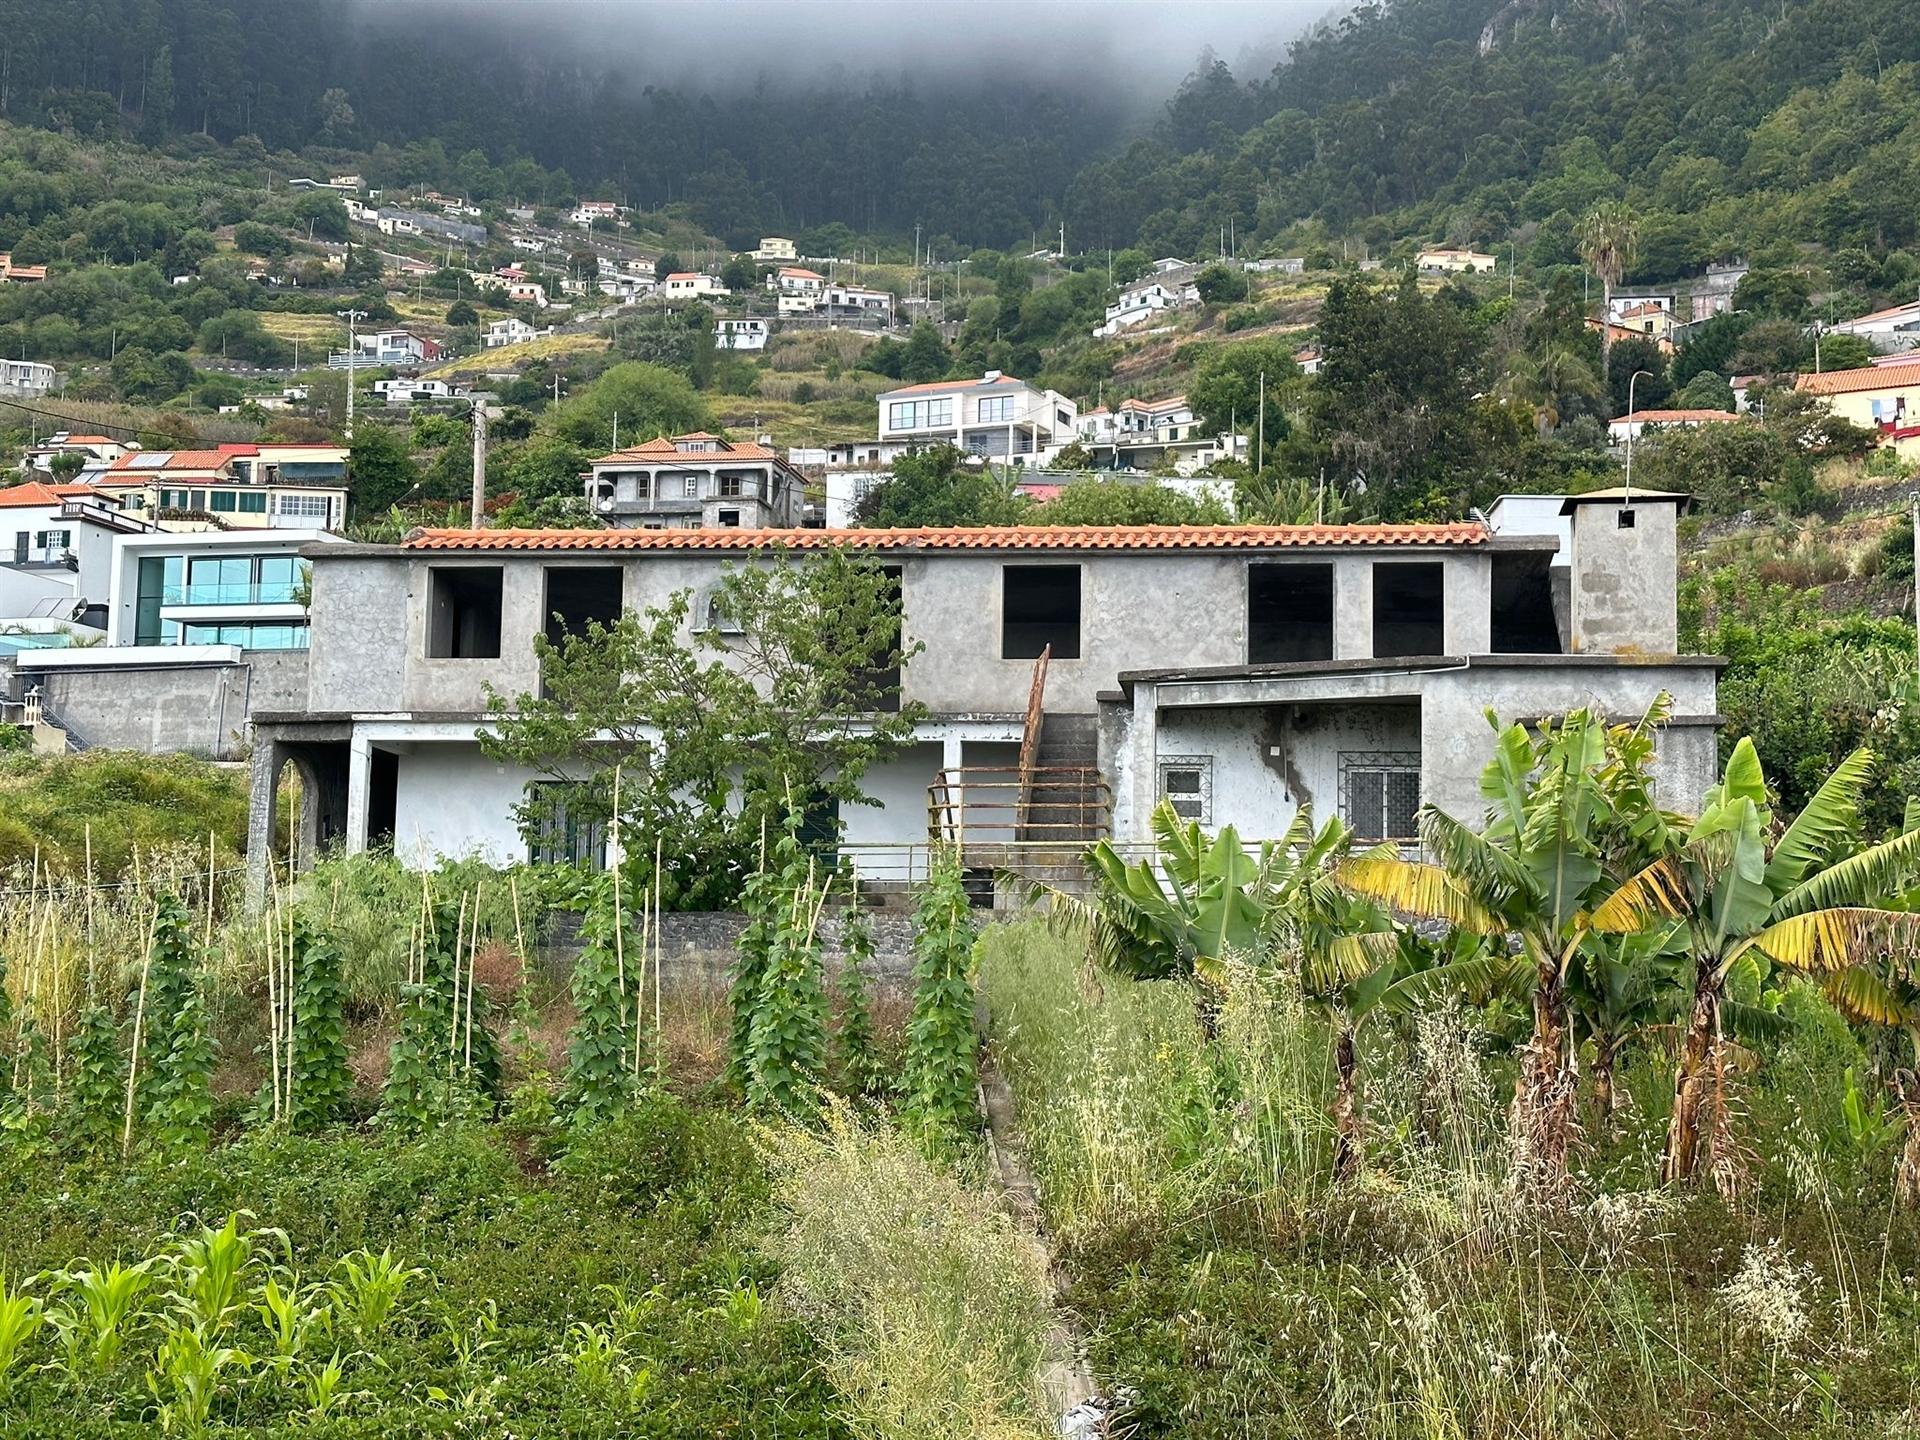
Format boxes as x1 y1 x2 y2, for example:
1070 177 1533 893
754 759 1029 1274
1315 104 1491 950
1337 705 1672 1193
1588 743 1920 1190
1579 201 1639 382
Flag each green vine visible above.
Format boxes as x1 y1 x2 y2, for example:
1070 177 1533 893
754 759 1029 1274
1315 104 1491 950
726 829 781 1093
745 807 831 1118
378 895 501 1131
899 848 980 1154
562 869 638 1126
289 917 352 1130
833 904 884 1099
139 896 213 1149
64 998 125 1152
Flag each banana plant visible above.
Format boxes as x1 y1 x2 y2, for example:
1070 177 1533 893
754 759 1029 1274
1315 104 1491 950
1588 742 1920 1189
1814 799 1920 1206
1335 704 1671 1189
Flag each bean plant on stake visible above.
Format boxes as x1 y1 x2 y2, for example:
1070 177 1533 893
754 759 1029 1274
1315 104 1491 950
726 822 779 1092
833 903 884 1098
747 808 833 1118
65 996 125 1152
900 847 980 1152
288 917 352 1130
563 868 638 1125
380 892 500 1130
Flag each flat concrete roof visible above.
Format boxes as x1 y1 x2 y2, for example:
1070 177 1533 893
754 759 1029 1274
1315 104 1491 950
1113 651 1727 691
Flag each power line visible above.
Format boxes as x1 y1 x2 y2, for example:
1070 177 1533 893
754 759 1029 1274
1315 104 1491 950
0 392 182 444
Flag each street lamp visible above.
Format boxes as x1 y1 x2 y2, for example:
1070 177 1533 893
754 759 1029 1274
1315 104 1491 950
336 308 368 441
1624 368 1654 503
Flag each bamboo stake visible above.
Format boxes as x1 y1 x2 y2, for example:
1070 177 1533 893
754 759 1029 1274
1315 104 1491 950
83 824 95 995
449 891 469 1074
265 895 283 1124
465 881 481 1076
509 873 528 984
611 764 626 1000
632 877 647 1085
284 900 296 1118
653 835 663 1082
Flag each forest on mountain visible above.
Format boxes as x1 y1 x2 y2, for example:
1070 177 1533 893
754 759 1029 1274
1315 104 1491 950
6 0 1920 271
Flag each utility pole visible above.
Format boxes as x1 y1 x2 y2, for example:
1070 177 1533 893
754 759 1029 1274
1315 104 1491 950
1256 371 1266 475
337 308 367 441
1624 369 1653 502
470 400 488 529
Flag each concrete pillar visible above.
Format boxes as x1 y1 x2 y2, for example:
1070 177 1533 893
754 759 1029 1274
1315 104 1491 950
245 734 284 912
344 732 372 854
1333 557 1374 660
1445 554 1493 655
1125 684 1160 846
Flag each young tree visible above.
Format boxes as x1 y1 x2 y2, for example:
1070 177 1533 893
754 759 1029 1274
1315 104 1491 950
900 321 951 384
483 546 925 908
348 423 421 516
1189 338 1300 459
719 253 760 293
853 445 1028 528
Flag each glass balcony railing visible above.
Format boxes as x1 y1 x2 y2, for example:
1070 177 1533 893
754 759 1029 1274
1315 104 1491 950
161 581 304 606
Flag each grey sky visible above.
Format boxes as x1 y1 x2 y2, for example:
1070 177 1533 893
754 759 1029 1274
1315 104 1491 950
382 0 1338 90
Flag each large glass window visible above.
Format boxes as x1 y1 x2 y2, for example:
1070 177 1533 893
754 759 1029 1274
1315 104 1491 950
978 395 1014 423
180 622 310 649
210 491 237 512
182 555 252 604
238 492 267 514
135 555 182 644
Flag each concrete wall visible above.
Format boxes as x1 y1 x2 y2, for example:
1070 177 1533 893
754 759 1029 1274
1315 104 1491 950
26 649 309 758
1110 657 1721 843
306 546 1537 722
1154 702 1420 836
389 742 546 865
1569 501 1679 654
566 908 920 992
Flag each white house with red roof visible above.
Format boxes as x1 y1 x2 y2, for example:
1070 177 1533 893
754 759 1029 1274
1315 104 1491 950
1605 408 1746 444
245 496 1718 898
662 272 726 301
772 266 827 314
0 480 153 630
584 433 805 530
20 433 137 475
1071 394 1246 474
1831 299 1920 354
877 371 1078 462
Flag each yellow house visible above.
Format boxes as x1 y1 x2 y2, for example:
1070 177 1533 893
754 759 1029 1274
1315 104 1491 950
1796 359 1920 457
92 443 349 531
753 236 797 263
1613 301 1674 344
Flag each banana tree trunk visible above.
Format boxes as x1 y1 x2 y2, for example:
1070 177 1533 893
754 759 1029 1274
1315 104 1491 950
1517 959 1577 1190
1332 1025 1361 1183
1592 1037 1622 1137
1662 970 1720 1185
1895 1070 1920 1210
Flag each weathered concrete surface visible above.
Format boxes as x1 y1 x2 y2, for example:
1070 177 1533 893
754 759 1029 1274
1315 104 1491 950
1569 499 1679 654
548 907 921 991
22 649 308 758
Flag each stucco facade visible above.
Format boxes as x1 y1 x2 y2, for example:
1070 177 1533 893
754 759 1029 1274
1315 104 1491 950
248 500 1719 903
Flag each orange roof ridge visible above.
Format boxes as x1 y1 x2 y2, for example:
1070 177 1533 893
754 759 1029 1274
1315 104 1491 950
1798 360 1920 396
402 522 1489 553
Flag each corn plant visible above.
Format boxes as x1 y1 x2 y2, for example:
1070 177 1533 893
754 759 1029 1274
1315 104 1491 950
147 1319 249 1438
64 999 125 1153
328 1247 423 1336
296 1350 350 1420
746 808 832 1118
288 919 352 1130
166 1214 273 1335
45 1257 156 1374
833 904 884 1098
562 868 637 1125
0 1273 45 1398
899 847 980 1153
255 1269 330 1369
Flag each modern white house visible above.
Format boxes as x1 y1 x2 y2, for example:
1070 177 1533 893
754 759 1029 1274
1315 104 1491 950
1093 278 1197 338
0 480 152 629
1831 299 1920 354
877 372 1078 462
19 432 136 474
822 282 894 322
662 272 726 301
714 317 770 351
1415 248 1498 273
570 200 620 228
1 359 55 396
245 494 1719 901
772 267 827 314
374 378 467 405
753 237 798 263
106 529 343 649
329 330 441 369
1073 395 1245 474
484 318 540 348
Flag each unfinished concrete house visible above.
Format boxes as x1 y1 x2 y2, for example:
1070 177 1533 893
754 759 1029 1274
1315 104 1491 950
246 493 1719 900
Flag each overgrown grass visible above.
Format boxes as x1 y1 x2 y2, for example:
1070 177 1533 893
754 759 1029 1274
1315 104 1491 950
0 751 248 879
762 1102 1055 1439
980 920 1920 1439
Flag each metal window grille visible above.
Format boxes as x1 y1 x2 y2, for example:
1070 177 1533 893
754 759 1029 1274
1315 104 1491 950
1339 751 1421 841
1157 755 1213 824
527 782 607 868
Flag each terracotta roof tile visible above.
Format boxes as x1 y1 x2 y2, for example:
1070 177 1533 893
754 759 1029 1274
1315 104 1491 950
1613 409 1744 424
402 522 1489 553
0 480 99 508
1796 360 1920 396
